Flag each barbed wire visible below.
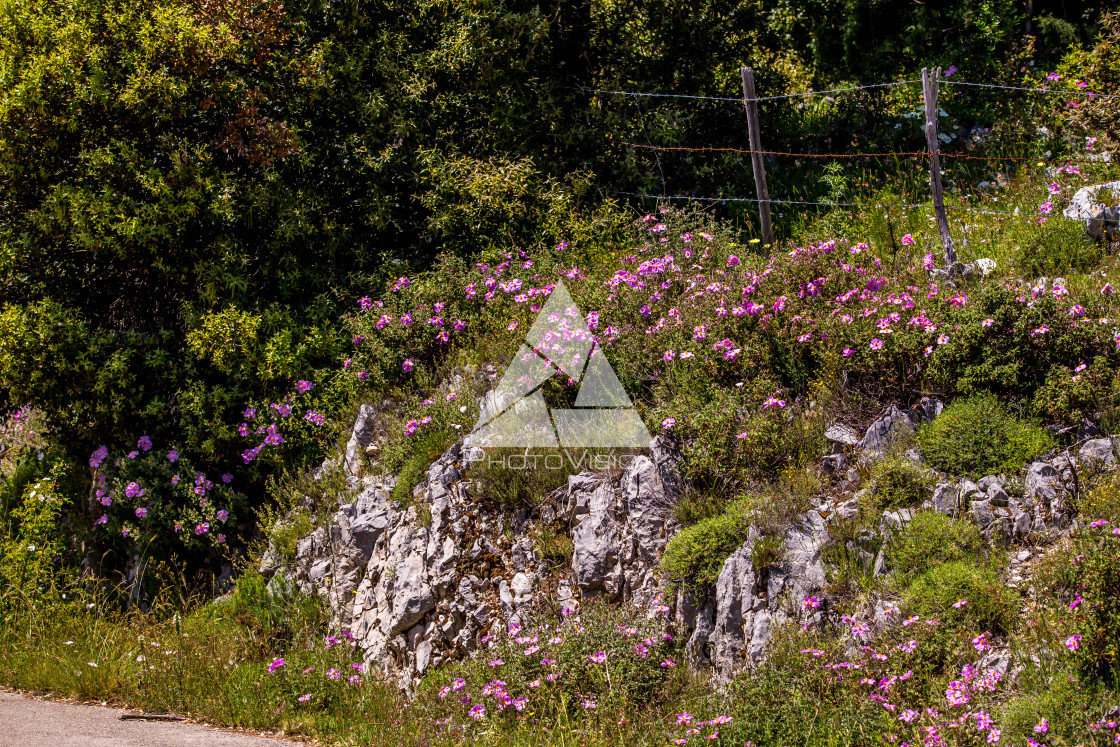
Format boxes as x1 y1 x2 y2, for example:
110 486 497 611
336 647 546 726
565 79 1117 104
943 80 1120 101
601 189 1094 222
615 141 1107 164
561 86 741 102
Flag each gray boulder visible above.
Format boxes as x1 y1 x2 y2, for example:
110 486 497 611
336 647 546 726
1064 181 1120 241
932 484 959 516
858 407 915 456
1080 438 1117 467
344 404 381 475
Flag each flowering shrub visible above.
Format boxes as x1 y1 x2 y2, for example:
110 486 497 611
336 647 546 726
1037 519 1120 679
423 601 690 730
0 463 72 613
904 562 1016 662
719 600 1084 747
90 435 242 553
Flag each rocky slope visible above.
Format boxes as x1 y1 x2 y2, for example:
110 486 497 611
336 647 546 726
265 396 1096 690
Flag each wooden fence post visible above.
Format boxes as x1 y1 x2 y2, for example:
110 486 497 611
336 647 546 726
741 67 774 246
921 66 957 267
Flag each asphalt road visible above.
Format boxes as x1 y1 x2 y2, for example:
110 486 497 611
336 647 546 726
0 692 304 746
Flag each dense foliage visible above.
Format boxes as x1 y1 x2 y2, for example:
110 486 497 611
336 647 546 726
918 395 1055 478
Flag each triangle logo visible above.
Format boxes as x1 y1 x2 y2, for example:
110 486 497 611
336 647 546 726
466 280 652 449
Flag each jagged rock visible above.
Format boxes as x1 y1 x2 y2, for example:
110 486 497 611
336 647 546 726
880 509 914 533
706 541 758 678
973 258 996 276
1063 181 1120 241
570 476 624 599
288 429 683 690
971 499 994 528
977 475 1003 493
986 482 1009 507
700 511 830 682
825 424 860 452
821 453 847 474
932 484 959 516
907 397 944 425
1025 460 1073 529
686 601 716 667
858 407 914 456
345 404 381 475
960 480 983 502
1080 438 1117 467
834 496 861 520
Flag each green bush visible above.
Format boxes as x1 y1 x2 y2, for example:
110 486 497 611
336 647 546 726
869 454 932 510
886 512 983 579
661 497 755 590
918 394 1054 478
905 561 1015 638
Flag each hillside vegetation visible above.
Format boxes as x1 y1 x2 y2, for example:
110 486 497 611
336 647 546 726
2 2 1120 745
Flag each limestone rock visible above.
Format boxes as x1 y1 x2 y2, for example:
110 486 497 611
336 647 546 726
288 424 683 690
1080 438 1117 467
932 484 959 516
858 407 914 456
1063 181 1120 241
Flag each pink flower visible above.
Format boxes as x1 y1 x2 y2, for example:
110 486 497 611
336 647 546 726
1065 634 1082 651
981 318 993 327
843 348 854 356
268 658 285 673
662 417 676 429
402 358 414 372
1034 718 1049 734
869 338 884 350
901 234 915 246
952 599 968 608
727 255 740 267
588 651 607 664
987 728 1001 743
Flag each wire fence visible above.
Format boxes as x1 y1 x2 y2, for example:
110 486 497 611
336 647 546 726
565 78 1119 103
614 141 1111 165
585 72 1117 229
600 190 1097 225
